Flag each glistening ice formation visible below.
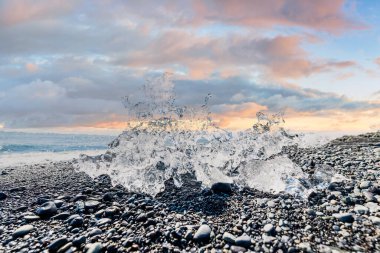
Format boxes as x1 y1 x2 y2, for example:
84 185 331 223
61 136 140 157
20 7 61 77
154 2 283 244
77 74 333 196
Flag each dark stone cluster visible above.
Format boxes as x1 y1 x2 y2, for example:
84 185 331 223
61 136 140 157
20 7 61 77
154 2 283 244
0 132 379 252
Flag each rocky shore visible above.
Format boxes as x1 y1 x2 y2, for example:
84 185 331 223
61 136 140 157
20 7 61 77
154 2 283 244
1 132 379 252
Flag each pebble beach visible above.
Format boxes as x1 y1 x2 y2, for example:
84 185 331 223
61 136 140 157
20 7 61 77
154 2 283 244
1 132 380 253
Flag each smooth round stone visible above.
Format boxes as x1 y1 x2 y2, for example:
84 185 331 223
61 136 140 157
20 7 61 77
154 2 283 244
222 232 236 244
193 225 212 242
102 193 113 202
363 191 376 202
85 200 101 210
235 234 251 248
267 200 276 208
185 231 193 240
369 216 380 225
332 225 340 231
56 242 72 253
36 201 57 217
24 215 40 222
52 212 71 220
97 218 112 226
231 245 247 252
88 228 103 237
359 181 372 189
48 237 68 252
71 228 80 234
104 207 117 217
86 242 103 253
262 234 276 243
211 182 232 193
73 236 87 247
263 224 275 234
66 214 81 223
53 200 64 208
354 205 368 215
281 235 290 243
333 213 355 223
305 209 316 217
298 242 312 251
136 213 147 222
0 192 7 200
365 202 379 213
107 244 118 253
12 225 34 238
70 217 84 227
95 210 105 218
74 194 87 201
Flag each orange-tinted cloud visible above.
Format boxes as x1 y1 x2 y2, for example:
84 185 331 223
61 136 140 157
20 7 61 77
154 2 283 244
283 108 380 132
214 102 267 129
375 57 380 66
92 121 128 129
210 103 380 132
89 105 380 133
25 63 38 72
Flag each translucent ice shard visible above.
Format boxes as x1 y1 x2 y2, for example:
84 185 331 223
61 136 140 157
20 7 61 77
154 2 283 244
77 73 325 196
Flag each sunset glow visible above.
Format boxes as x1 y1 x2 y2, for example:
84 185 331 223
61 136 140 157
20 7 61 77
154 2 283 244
0 0 379 133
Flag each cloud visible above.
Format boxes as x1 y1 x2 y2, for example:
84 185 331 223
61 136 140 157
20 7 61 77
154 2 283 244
372 90 380 100
375 57 380 66
192 0 365 33
0 0 364 33
1 75 378 129
0 0 76 26
25 63 39 72
0 0 361 81
0 0 376 132
283 108 380 132
0 79 125 128
174 77 378 112
115 31 356 80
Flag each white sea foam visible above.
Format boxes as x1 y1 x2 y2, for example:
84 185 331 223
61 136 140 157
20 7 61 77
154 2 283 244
0 149 106 169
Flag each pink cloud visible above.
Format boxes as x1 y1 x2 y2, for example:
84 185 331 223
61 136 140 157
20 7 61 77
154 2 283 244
118 31 356 80
192 0 365 33
0 0 75 26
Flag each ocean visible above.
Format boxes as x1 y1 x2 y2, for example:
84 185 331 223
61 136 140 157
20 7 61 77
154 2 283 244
0 131 115 168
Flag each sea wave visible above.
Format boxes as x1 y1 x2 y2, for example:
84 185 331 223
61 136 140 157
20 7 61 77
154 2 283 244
0 149 106 169
0 143 109 153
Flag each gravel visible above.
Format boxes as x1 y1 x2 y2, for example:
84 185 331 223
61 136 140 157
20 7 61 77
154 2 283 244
0 131 379 252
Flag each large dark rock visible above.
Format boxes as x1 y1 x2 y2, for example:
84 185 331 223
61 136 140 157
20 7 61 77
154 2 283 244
0 192 7 200
36 201 57 217
211 182 232 193
52 212 71 220
235 234 252 248
12 225 35 238
333 213 355 223
193 224 212 242
48 237 68 252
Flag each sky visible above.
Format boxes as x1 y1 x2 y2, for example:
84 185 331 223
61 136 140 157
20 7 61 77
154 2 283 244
0 0 379 134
